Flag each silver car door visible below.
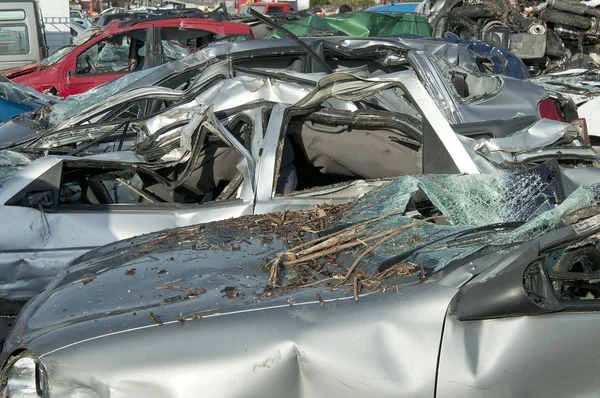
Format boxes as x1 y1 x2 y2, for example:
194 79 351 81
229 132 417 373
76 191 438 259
0 156 64 304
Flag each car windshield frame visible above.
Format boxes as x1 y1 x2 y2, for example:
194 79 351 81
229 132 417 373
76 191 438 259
42 45 79 67
243 5 266 14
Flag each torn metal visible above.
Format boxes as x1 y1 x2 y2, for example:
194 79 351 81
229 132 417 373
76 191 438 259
0 55 596 328
0 37 557 152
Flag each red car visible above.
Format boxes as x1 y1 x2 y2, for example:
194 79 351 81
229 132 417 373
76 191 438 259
239 2 291 14
2 17 253 97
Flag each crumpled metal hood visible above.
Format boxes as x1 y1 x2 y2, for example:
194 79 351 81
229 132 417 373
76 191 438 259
2 164 584 352
6 167 600 397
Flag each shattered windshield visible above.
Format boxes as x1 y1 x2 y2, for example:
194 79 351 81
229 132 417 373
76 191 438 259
0 150 30 184
261 162 594 291
162 40 191 60
47 66 159 126
42 45 77 67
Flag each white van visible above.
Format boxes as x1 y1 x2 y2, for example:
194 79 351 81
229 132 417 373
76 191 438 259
0 0 47 70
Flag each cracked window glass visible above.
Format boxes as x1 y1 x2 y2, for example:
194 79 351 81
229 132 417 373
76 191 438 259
47 66 157 126
76 30 146 75
430 53 501 103
0 150 30 183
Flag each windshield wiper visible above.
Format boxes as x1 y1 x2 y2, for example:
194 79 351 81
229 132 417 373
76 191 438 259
377 221 525 272
248 8 333 74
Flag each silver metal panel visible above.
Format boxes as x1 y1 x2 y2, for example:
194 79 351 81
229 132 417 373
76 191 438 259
34 284 458 398
438 312 600 397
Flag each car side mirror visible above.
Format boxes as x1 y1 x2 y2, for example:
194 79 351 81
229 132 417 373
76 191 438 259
6 161 62 213
67 70 74 76
24 190 54 208
451 244 564 321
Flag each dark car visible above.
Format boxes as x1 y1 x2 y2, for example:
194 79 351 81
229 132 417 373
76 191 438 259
95 11 149 27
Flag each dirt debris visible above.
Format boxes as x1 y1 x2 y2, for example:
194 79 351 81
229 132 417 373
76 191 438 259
149 312 163 326
261 213 447 293
82 277 96 286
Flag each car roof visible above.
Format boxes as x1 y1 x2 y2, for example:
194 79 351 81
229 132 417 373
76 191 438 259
102 17 252 35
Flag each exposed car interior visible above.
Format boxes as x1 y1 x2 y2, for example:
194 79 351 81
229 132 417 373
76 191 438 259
550 246 600 301
58 120 249 206
76 31 147 75
159 27 215 59
432 56 500 100
275 108 423 195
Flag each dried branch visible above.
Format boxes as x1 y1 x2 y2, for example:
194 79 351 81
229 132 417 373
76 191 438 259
343 216 448 281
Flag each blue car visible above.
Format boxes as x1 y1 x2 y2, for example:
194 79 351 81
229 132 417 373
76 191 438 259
366 3 421 13
0 75 57 124
393 33 531 80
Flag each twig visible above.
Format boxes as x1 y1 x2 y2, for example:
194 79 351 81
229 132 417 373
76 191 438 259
293 228 366 258
183 308 219 320
279 209 404 256
282 226 405 267
268 257 283 287
343 216 448 281
282 230 396 266
363 262 416 285
353 276 360 302
297 277 336 288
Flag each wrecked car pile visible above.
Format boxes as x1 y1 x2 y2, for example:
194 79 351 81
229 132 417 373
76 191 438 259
0 36 578 151
0 37 594 344
0 37 597 336
0 38 595 296
1 14 600 395
420 0 600 74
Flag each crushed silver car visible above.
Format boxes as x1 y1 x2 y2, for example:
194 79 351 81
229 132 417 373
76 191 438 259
3 163 600 397
0 37 573 150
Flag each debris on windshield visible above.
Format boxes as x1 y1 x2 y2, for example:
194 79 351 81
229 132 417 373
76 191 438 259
255 163 562 291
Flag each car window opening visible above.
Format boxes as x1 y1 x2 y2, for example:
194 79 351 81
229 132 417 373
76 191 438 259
275 109 422 196
76 30 147 75
58 117 251 207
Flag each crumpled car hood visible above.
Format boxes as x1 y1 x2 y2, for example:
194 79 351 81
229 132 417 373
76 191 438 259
1 63 44 79
8 164 600 355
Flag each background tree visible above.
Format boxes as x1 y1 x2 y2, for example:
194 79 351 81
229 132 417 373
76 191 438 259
310 0 329 8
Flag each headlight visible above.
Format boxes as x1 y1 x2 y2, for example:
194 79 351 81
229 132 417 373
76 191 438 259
0 351 49 398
